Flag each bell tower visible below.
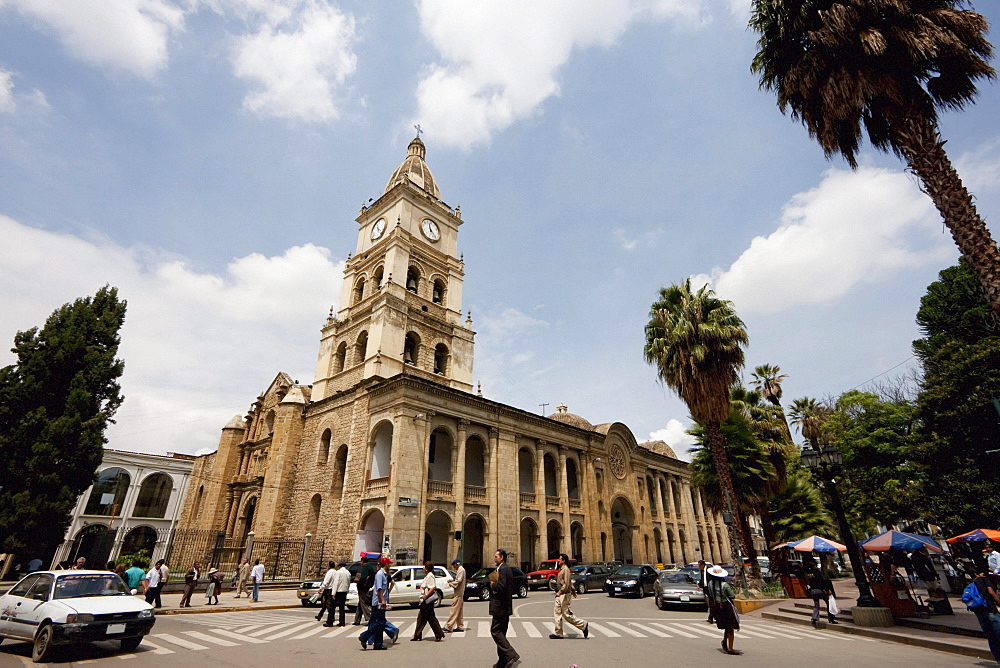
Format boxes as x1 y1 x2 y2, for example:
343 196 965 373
312 137 475 399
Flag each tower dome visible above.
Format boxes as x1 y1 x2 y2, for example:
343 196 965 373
546 404 594 431
385 136 441 199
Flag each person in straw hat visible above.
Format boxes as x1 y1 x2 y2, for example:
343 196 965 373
706 565 741 655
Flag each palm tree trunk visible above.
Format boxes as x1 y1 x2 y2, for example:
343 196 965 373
896 114 1000 315
758 502 778 561
737 513 762 579
706 421 749 565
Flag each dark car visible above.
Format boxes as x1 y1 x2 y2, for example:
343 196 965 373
560 565 611 594
463 567 528 601
654 571 707 610
604 564 659 598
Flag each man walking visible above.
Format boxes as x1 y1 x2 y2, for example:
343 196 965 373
353 555 376 625
359 556 393 651
698 560 714 623
234 558 251 598
250 558 265 602
326 561 351 627
179 561 200 607
144 560 168 608
125 561 145 593
316 561 336 622
489 549 519 668
444 557 467 632
549 553 589 639
985 544 1000 586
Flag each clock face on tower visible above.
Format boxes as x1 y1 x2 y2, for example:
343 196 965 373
371 217 387 240
420 218 440 242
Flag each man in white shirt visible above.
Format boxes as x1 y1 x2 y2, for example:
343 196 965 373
250 559 265 602
143 560 166 608
326 562 351 627
316 561 337 622
985 544 1000 583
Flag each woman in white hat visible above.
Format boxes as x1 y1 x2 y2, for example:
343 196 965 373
706 565 741 655
205 568 223 605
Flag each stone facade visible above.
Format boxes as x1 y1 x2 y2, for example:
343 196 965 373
176 138 730 573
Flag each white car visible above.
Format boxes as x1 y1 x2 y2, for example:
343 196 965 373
0 570 155 662
347 564 455 608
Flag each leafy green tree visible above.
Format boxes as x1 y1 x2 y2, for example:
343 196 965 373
768 467 835 543
912 262 1000 531
750 0 1000 313
825 390 921 529
0 287 127 558
644 279 750 562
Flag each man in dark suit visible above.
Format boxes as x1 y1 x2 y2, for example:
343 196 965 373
489 549 519 668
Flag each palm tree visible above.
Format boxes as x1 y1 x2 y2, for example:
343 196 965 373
769 468 835 544
788 397 833 450
750 363 793 443
750 1 1000 314
644 279 749 563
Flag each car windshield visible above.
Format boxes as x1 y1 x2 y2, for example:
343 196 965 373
55 574 130 599
661 573 692 583
614 566 641 577
471 568 494 579
571 567 588 574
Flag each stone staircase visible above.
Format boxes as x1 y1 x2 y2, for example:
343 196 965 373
761 601 993 661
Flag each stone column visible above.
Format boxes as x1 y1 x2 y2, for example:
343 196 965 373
654 475 667 562
534 441 548 560
558 446 571 554
579 451 597 563
225 490 239 537
413 412 435 562
680 482 699 563
488 427 500 552
455 419 469 556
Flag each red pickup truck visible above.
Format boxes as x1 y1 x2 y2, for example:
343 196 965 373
526 558 577 591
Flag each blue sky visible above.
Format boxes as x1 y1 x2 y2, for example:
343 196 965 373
2 0 998 459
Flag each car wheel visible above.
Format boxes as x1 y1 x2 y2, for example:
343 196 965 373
436 595 445 608
479 588 491 601
32 625 55 663
518 585 528 599
548 579 558 592
121 637 142 653
608 590 616 597
576 582 586 595
655 593 664 610
300 600 310 606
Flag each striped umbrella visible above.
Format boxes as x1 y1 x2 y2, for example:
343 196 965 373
787 536 847 553
945 528 1000 544
859 530 942 553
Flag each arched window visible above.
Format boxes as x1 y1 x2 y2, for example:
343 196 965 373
566 458 580 499
404 332 420 365
333 445 349 495
428 429 453 482
465 436 486 487
596 471 604 494
307 494 322 535
543 453 558 497
264 410 275 435
370 422 393 479
133 473 173 518
373 266 384 290
647 476 656 510
318 429 332 465
353 277 366 304
433 344 448 374
518 448 534 493
334 341 347 373
660 478 669 515
690 487 700 517
432 279 445 304
355 331 368 366
84 468 130 516
406 267 420 293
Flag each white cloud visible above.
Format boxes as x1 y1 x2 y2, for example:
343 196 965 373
472 305 551 399
0 215 344 455
0 68 50 113
231 0 358 122
0 70 14 111
693 165 952 314
412 0 709 149
648 418 696 461
2 0 185 78
956 136 1000 192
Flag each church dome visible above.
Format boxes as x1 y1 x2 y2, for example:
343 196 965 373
385 136 441 199
641 440 679 460
546 404 594 431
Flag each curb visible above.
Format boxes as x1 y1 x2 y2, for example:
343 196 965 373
762 609 993 661
156 603 301 616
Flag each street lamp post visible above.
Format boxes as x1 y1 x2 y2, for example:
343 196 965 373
801 443 879 608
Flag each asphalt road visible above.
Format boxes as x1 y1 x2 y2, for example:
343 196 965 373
0 591 989 667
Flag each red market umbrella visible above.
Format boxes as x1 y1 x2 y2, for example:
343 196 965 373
787 536 847 553
945 528 1000 544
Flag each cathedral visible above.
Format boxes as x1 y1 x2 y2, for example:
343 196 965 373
176 137 731 574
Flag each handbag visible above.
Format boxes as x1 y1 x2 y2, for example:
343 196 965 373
828 596 840 616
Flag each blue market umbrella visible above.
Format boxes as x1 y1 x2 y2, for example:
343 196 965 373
786 536 847 553
859 530 942 553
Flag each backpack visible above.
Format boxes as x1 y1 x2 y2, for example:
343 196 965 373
961 581 989 611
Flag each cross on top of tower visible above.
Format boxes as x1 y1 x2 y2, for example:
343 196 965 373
414 124 423 138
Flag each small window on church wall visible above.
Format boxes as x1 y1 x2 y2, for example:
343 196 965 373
334 342 347 374
355 331 368 366
354 277 366 304
432 279 445 304
404 332 419 365
433 344 448 374
406 267 420 293
319 429 332 464
373 266 384 290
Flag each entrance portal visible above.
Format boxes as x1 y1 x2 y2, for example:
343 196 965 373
610 497 635 564
461 515 485 574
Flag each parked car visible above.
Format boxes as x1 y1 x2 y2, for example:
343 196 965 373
654 571 707 610
526 559 576 591
298 561 365 607
678 566 702 583
346 564 455 609
561 565 611 594
603 564 659 598
464 567 528 601
0 570 156 662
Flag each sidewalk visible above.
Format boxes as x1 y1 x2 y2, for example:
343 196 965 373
750 578 995 662
150 585 303 615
